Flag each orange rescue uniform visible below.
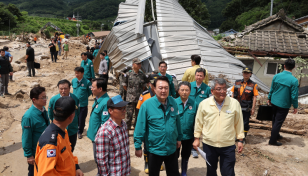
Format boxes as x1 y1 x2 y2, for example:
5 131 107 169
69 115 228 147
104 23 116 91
231 81 259 96
136 88 155 109
34 123 80 176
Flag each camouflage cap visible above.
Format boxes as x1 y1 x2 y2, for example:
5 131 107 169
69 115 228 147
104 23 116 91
132 58 141 64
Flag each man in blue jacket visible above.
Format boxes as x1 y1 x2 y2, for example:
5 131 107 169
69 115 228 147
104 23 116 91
81 52 95 82
134 76 182 176
22 86 49 176
72 67 92 139
268 58 299 146
48 79 80 152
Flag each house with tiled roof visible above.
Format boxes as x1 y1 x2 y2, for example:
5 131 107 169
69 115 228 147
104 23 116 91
220 9 308 88
294 15 308 30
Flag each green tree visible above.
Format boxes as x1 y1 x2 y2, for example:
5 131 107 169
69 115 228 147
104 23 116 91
202 0 231 29
103 24 109 30
145 0 211 28
6 4 22 18
0 8 17 30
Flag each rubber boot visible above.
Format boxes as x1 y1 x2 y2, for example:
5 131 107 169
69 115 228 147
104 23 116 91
181 158 188 176
144 153 149 174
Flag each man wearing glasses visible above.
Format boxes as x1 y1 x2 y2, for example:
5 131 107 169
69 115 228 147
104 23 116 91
189 68 211 158
21 86 50 176
193 78 244 176
95 95 131 176
48 79 80 152
122 58 147 130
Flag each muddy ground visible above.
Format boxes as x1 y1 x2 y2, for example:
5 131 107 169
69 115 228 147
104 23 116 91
0 39 308 176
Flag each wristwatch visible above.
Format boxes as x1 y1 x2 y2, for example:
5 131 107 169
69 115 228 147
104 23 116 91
238 140 244 143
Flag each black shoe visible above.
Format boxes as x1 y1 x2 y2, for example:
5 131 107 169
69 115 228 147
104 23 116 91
269 142 282 146
27 75 31 77
4 93 12 96
78 133 82 139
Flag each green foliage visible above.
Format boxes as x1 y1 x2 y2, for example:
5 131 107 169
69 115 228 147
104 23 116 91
144 0 211 28
11 11 101 36
235 7 270 31
73 0 123 21
220 0 308 32
202 0 231 29
178 0 211 28
44 30 51 39
213 34 225 41
0 0 122 21
0 6 17 30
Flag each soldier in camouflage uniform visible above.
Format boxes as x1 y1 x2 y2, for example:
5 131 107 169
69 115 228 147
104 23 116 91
123 58 147 130
119 66 132 101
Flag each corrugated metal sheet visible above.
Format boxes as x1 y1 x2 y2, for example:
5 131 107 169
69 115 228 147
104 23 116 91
94 0 152 73
156 0 270 92
94 0 270 92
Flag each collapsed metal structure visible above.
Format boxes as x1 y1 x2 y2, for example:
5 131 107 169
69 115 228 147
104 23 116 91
94 0 270 92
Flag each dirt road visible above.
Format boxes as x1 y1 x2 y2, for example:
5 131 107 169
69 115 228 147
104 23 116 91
0 39 308 176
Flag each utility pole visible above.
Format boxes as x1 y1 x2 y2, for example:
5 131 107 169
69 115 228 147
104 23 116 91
9 19 10 37
270 0 274 16
75 12 81 36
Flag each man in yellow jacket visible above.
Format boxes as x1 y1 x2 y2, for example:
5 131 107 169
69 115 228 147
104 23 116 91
182 55 209 85
193 78 244 176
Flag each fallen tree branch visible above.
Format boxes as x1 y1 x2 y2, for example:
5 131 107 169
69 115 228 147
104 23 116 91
249 123 306 135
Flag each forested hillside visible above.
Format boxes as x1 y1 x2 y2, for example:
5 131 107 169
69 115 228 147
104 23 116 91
203 0 231 29
219 0 308 32
0 0 123 20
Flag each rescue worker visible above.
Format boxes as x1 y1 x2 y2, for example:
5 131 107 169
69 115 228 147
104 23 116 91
136 74 158 109
134 76 183 176
34 97 84 176
136 74 164 173
176 81 197 176
87 78 110 175
119 66 131 101
123 58 147 130
22 86 49 176
231 67 258 143
48 79 80 152
71 67 92 139
182 55 209 85
189 68 211 158
158 61 176 98
81 52 95 82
